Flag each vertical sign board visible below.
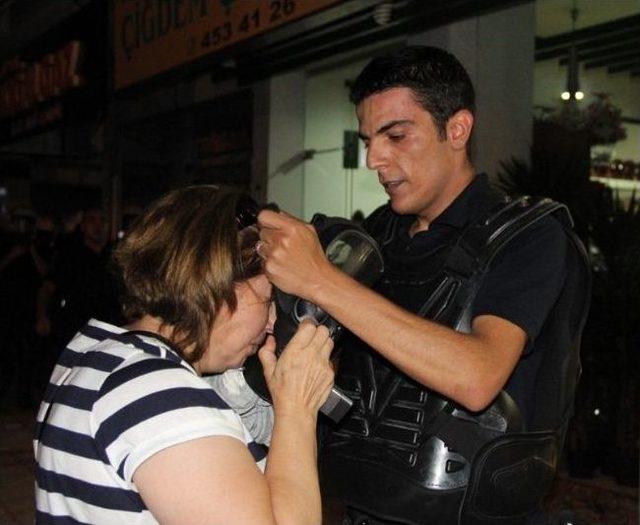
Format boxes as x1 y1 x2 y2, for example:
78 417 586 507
113 0 341 90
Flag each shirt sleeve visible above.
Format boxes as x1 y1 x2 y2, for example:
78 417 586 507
91 354 246 483
471 215 569 353
203 369 274 446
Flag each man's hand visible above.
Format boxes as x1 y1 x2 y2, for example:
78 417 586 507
257 210 334 301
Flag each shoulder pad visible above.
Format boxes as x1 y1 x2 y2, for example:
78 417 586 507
460 195 571 271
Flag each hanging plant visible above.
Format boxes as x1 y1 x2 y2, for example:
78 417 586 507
584 93 627 146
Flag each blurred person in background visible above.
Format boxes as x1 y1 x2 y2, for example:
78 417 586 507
0 210 56 408
35 204 124 368
54 208 83 252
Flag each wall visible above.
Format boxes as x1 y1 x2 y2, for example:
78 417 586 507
265 71 307 218
410 2 536 178
302 59 386 221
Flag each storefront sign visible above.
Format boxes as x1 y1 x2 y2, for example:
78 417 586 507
0 41 83 119
113 0 340 89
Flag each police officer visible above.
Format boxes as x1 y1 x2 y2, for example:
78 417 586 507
257 46 589 524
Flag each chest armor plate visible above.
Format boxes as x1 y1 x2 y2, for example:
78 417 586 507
320 196 576 525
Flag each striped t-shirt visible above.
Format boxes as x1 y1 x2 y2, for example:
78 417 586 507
34 319 267 525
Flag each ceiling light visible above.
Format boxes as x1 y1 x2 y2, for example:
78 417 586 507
562 1 583 102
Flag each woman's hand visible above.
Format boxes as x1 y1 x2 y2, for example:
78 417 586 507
258 321 334 524
258 321 334 416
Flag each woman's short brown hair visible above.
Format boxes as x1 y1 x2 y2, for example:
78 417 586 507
114 186 261 363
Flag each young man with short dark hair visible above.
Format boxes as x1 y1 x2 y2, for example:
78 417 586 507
258 46 590 524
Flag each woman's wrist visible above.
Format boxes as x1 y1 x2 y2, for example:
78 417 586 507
273 405 318 428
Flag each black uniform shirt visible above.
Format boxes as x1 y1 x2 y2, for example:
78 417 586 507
380 174 571 424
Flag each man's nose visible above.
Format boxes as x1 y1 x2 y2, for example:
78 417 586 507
366 140 385 171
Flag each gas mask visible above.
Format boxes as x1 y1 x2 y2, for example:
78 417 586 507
243 213 384 422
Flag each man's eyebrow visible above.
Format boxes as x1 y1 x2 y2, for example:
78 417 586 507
359 119 414 140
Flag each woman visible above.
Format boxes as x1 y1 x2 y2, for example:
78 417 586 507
34 186 335 525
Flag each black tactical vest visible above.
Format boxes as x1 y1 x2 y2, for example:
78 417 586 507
319 194 591 525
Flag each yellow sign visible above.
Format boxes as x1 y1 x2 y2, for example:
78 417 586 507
113 0 341 89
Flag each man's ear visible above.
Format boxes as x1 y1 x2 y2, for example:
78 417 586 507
447 109 474 151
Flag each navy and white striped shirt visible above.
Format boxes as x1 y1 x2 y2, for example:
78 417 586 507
34 319 267 525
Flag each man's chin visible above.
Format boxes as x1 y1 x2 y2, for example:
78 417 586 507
389 199 414 216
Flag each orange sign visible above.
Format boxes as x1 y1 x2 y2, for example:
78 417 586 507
113 0 341 90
